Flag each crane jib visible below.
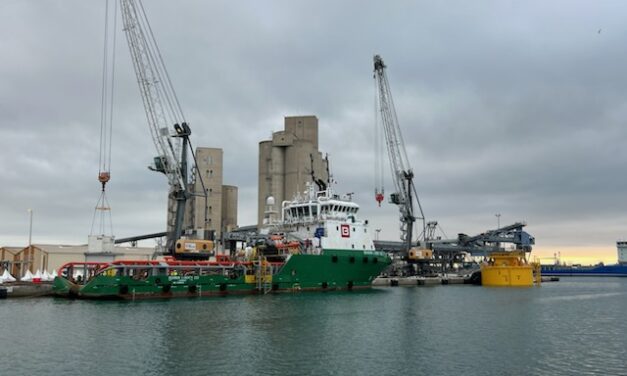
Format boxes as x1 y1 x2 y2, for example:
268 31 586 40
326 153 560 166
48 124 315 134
120 0 205 257
373 54 426 249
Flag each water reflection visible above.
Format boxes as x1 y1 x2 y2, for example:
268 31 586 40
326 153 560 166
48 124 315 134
2 278 626 375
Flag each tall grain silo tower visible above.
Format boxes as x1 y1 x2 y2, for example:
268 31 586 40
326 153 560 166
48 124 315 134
258 116 328 228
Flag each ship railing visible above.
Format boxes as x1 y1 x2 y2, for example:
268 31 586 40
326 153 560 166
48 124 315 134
255 256 273 294
531 258 542 286
94 261 257 280
56 262 110 285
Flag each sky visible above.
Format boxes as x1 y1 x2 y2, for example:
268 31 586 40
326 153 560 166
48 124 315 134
2 0 627 264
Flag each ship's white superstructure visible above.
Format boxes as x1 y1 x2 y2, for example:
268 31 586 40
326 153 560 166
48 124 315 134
617 241 627 265
277 183 376 253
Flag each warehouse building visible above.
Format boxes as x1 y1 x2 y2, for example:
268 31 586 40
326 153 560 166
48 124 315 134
0 244 155 280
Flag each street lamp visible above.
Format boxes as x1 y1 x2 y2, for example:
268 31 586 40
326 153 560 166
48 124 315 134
495 213 501 229
375 229 381 241
28 209 33 247
27 208 33 278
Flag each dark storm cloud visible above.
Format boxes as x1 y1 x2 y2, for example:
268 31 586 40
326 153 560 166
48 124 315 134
1 1 626 253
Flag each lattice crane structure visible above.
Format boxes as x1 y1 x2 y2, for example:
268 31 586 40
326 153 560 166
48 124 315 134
120 0 206 256
373 55 426 254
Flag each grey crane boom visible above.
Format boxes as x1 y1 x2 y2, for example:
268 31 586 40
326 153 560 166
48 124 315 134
119 0 208 257
373 54 426 254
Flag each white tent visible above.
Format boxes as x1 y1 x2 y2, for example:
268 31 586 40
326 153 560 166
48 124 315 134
33 270 42 282
42 270 52 281
51 269 58 279
2 270 16 282
21 270 33 281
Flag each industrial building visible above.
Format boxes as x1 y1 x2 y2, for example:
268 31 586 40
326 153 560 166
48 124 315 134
258 116 328 227
174 147 238 241
0 244 155 279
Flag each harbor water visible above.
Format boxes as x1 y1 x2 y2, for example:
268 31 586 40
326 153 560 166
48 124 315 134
2 277 626 375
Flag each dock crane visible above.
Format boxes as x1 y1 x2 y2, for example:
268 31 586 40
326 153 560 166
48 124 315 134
373 55 426 256
119 0 209 258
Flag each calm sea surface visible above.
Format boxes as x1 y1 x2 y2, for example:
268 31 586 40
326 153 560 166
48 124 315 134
2 277 626 376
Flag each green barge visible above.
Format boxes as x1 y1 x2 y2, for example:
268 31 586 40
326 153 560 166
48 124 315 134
54 250 389 299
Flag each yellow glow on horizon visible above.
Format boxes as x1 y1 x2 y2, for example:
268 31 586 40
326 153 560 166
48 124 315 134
532 245 617 265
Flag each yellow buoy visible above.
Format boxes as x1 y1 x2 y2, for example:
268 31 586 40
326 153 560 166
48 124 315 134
481 251 540 287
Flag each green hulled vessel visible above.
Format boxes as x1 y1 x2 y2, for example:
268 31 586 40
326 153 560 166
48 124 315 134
53 184 391 299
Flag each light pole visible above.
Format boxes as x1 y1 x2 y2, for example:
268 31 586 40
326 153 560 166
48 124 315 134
28 209 33 247
27 208 33 278
495 213 501 229
375 229 381 241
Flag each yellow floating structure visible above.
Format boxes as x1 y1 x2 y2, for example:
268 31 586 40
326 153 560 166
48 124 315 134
481 251 541 287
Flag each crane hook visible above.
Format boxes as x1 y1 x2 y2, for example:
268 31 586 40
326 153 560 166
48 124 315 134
98 171 111 192
375 191 384 207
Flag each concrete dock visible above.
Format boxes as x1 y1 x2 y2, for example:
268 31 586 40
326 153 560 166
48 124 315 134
373 275 469 287
0 282 54 298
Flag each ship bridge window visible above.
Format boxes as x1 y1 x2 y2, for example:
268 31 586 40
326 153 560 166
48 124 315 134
312 205 318 216
303 206 310 217
321 205 329 214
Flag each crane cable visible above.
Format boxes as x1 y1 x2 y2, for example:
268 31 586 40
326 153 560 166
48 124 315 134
91 0 117 237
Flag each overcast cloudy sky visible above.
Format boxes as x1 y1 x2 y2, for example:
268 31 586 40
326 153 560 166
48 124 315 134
2 1 626 263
